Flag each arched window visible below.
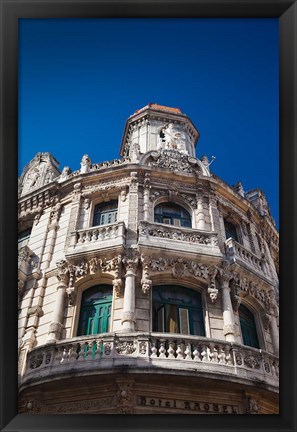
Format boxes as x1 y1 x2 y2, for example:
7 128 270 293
154 202 191 228
93 200 118 226
239 304 260 348
77 285 113 336
224 219 239 242
153 285 205 336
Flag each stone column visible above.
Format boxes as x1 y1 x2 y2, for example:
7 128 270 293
269 314 279 356
219 267 236 342
121 251 139 331
47 260 69 343
196 196 205 230
143 174 150 222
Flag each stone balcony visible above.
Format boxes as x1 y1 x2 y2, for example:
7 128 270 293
65 221 126 258
21 332 279 391
225 238 272 281
138 221 221 257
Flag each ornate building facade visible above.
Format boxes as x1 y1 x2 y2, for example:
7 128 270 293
18 104 279 414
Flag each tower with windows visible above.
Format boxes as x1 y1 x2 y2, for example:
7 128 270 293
18 104 279 414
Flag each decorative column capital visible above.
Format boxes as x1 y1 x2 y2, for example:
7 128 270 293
218 261 233 287
56 260 70 286
122 248 139 274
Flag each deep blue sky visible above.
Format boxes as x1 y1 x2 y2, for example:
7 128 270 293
18 18 279 227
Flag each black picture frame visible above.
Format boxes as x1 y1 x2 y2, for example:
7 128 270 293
1 1 296 431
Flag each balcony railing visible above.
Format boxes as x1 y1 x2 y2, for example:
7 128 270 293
66 221 126 256
22 333 279 390
139 221 220 255
225 238 271 280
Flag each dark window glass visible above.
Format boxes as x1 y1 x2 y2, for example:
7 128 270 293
77 285 113 336
154 202 191 228
18 227 32 247
93 201 118 226
239 304 260 349
224 220 238 242
153 285 205 336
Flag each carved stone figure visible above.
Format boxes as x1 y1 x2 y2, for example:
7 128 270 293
80 154 91 173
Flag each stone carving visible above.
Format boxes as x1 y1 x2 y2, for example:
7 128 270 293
80 154 91 173
159 123 187 153
104 343 112 356
122 248 139 272
115 341 136 355
130 142 140 162
49 200 62 223
56 260 70 286
141 278 152 294
45 351 52 365
149 149 200 174
113 278 123 297
29 353 43 369
264 361 271 373
246 397 260 414
72 182 82 202
58 166 71 182
19 152 60 197
261 312 271 330
172 261 185 278
235 353 243 366
244 355 261 369
44 397 114 414
144 256 215 282
207 266 219 303
48 322 63 337
116 380 134 414
89 157 130 173
139 342 147 355
44 169 55 184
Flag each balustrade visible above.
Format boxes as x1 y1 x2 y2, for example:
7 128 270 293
23 333 279 388
225 238 269 279
139 221 218 248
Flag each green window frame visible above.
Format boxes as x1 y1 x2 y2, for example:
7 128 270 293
153 285 205 336
77 285 113 336
154 202 191 228
93 200 118 227
239 304 260 349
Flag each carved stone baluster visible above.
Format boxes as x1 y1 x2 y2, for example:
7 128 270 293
167 341 175 359
150 341 158 358
201 345 209 362
78 232 84 243
91 229 97 242
176 341 184 360
184 343 192 360
193 345 201 361
210 344 219 363
217 346 226 364
60 346 69 363
158 340 166 358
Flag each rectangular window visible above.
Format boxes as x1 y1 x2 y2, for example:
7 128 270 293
18 227 32 248
163 218 171 225
173 218 181 227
